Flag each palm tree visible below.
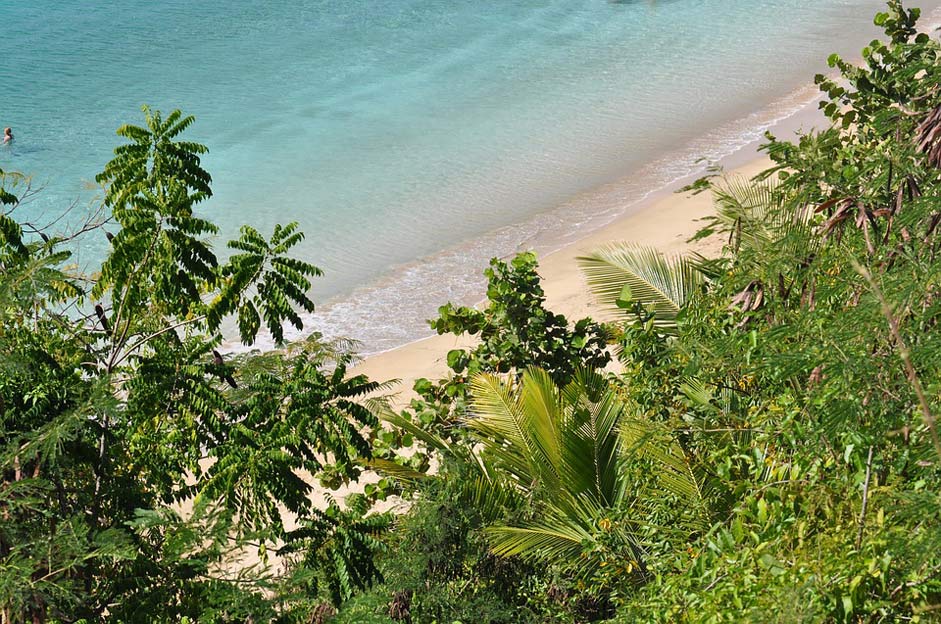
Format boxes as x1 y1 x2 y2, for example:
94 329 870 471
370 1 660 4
578 244 704 333
577 176 808 331
465 368 705 579
709 176 783 253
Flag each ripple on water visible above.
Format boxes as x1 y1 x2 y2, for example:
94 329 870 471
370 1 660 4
4 0 941 353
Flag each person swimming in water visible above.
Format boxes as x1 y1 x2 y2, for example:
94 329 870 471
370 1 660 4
2 127 12 144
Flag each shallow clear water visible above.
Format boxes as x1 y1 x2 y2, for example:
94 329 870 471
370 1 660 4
3 1 940 352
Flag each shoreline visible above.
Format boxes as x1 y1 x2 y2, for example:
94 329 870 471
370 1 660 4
350 154 773 401
243 3 941 359
287 84 824 359
347 88 842 390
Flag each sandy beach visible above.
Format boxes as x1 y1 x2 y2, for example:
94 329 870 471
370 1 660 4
344 3 941 388
351 154 774 401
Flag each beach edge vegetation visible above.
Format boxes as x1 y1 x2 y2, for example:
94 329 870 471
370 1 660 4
2 1 941 621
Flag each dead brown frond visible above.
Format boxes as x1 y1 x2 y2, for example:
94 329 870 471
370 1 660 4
730 280 765 313
916 105 941 169
389 589 413 622
309 603 336 624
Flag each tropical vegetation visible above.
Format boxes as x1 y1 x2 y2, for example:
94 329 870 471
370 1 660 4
1 1 940 622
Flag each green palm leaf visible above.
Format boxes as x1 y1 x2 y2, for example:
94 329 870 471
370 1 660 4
710 175 814 261
486 520 590 562
712 176 780 226
621 417 704 508
578 244 705 331
466 367 704 577
468 371 560 491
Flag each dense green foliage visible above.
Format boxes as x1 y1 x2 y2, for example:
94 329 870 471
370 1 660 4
0 109 388 623
3 3 941 622
362 4 941 622
431 252 610 385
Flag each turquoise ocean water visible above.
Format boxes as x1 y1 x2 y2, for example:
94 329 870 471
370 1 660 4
3 1 940 352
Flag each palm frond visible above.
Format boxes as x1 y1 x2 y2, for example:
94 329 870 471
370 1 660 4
560 370 626 508
486 522 589 562
376 406 451 455
621 418 703 506
365 458 429 483
578 243 705 331
711 175 815 260
466 471 527 522
712 175 780 227
466 367 706 575
468 372 560 490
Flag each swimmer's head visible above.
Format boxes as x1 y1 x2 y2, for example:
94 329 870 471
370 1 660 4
3 128 10 136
